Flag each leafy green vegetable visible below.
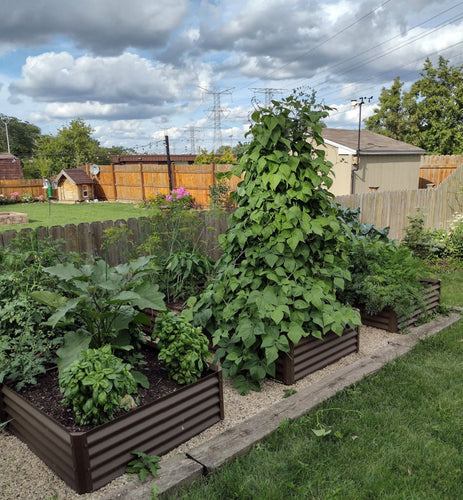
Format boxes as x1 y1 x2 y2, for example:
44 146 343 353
154 312 210 385
59 344 138 426
31 256 166 374
192 91 361 394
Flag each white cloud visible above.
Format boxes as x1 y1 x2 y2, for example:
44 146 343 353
9 51 214 120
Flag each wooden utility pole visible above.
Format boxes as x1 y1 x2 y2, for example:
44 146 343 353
165 135 173 191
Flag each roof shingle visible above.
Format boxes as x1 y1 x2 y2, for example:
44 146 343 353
321 128 425 154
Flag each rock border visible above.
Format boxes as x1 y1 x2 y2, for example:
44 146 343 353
106 310 462 499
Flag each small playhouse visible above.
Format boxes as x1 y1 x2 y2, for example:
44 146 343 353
55 169 95 202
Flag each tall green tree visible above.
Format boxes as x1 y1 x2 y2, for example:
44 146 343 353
365 57 463 154
0 117 41 158
365 77 406 140
35 118 100 175
405 57 463 154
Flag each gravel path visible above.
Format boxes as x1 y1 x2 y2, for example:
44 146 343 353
0 326 403 500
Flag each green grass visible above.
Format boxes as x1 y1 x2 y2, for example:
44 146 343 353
0 202 148 232
168 269 463 500
436 268 463 307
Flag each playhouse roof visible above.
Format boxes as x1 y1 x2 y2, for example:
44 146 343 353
56 169 94 185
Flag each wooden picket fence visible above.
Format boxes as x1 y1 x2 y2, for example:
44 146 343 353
336 164 463 240
0 211 231 266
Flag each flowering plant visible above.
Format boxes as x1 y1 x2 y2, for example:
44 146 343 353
10 192 21 201
441 212 463 259
166 187 190 201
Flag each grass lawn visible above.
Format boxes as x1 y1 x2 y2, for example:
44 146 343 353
169 269 463 500
0 202 148 233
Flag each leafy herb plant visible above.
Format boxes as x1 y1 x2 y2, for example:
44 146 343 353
341 237 428 318
153 312 210 384
192 92 361 394
59 344 138 426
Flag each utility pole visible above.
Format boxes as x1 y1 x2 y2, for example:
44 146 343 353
0 114 12 154
199 87 233 151
350 96 373 194
164 135 173 192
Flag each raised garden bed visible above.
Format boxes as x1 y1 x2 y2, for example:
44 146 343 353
0 348 224 494
274 327 360 385
360 278 441 332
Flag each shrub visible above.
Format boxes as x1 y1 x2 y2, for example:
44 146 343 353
59 345 138 426
153 312 210 385
21 192 35 203
209 177 236 209
402 210 444 259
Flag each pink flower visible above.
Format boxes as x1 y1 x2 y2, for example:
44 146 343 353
166 195 172 201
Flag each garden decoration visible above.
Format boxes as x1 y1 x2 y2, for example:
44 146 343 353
191 91 361 394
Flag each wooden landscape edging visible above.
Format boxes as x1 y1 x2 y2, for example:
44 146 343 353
1 364 224 494
274 327 360 385
360 278 441 332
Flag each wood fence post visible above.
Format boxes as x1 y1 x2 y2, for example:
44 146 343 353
139 164 145 201
111 164 117 201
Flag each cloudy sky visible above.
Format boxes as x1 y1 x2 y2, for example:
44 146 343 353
1 0 463 153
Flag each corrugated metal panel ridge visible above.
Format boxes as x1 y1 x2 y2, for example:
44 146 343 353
87 385 220 463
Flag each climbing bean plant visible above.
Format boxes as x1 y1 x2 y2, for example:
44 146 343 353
192 92 361 394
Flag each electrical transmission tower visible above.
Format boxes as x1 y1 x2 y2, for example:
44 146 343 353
187 126 202 154
251 88 285 107
199 87 233 151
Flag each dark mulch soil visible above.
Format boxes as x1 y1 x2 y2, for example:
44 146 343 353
17 345 189 433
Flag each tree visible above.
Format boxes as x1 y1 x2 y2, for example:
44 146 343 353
35 118 100 175
365 57 463 154
365 77 406 140
405 57 463 154
0 117 41 159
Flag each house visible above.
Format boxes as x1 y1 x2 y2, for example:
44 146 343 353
55 169 95 202
0 153 24 180
320 129 425 196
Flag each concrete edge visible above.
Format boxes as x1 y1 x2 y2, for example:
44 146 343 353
112 311 462 498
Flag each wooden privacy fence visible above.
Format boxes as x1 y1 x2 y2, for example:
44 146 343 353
336 164 463 240
0 179 44 198
86 163 241 207
0 211 231 266
419 155 463 188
